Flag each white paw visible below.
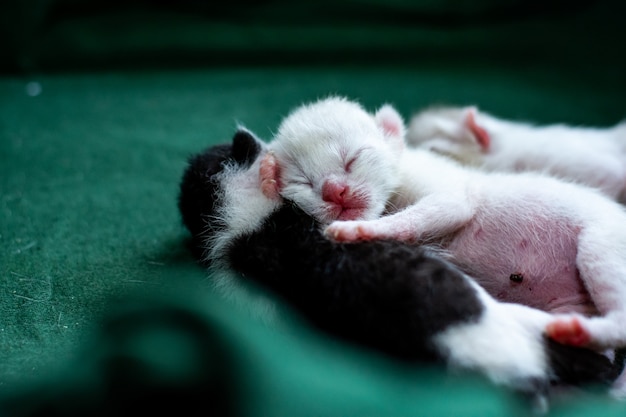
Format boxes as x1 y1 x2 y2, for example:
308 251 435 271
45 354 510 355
324 221 378 242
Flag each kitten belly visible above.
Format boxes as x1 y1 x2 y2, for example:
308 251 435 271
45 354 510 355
444 207 598 316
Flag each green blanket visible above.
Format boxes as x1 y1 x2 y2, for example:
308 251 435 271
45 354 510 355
1 1 626 415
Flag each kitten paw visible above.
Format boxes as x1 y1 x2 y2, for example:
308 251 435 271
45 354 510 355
324 221 377 242
260 151 281 200
546 316 591 347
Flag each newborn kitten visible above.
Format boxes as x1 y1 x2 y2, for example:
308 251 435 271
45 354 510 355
406 106 626 202
178 128 618 411
261 97 626 397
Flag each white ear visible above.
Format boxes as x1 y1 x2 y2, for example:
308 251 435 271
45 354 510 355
463 106 490 151
375 104 406 139
374 104 406 153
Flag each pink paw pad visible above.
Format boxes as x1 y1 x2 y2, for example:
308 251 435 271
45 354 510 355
546 317 591 347
259 152 281 200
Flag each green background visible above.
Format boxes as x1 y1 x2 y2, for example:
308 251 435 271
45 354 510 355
1 0 625 415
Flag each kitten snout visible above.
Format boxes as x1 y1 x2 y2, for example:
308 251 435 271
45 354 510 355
322 179 351 205
322 179 369 220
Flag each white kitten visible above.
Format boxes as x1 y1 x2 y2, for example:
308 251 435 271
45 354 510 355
261 97 626 398
407 106 626 202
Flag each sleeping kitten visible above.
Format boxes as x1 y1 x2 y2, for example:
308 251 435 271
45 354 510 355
406 106 626 202
178 128 618 411
261 96 626 397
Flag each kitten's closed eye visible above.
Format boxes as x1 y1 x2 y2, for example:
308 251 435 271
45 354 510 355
292 175 313 187
345 157 357 173
344 148 367 173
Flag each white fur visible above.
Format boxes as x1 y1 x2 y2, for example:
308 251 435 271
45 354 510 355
205 147 283 323
407 106 626 202
270 97 402 224
435 278 552 412
207 156 281 265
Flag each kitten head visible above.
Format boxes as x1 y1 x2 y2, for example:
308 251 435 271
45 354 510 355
179 127 280 263
269 96 405 224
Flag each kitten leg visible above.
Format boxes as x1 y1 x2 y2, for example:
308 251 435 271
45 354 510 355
547 223 626 350
545 310 626 354
325 192 474 242
547 313 626 350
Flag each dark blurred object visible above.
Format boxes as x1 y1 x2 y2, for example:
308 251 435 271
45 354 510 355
0 291 529 417
0 297 237 417
1 0 624 74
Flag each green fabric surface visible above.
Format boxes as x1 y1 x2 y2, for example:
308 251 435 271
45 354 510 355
2 65 625 416
1 0 626 415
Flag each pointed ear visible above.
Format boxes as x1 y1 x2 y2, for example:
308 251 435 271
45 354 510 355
375 104 406 139
232 126 265 167
374 105 406 153
463 107 490 151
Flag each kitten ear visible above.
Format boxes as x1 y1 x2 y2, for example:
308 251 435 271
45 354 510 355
232 126 265 167
374 104 406 152
375 104 406 138
463 107 490 151
259 151 282 200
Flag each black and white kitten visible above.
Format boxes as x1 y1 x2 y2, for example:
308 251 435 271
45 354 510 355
178 128 618 412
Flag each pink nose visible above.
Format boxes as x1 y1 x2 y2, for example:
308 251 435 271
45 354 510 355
322 180 349 205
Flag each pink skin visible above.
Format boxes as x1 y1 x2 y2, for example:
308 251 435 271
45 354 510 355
260 152 281 200
322 179 349 205
321 180 369 220
466 108 491 151
546 317 592 347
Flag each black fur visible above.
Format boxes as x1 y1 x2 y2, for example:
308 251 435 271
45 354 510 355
229 202 484 361
178 129 619 396
177 129 263 260
231 128 262 167
178 143 231 260
545 339 619 386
